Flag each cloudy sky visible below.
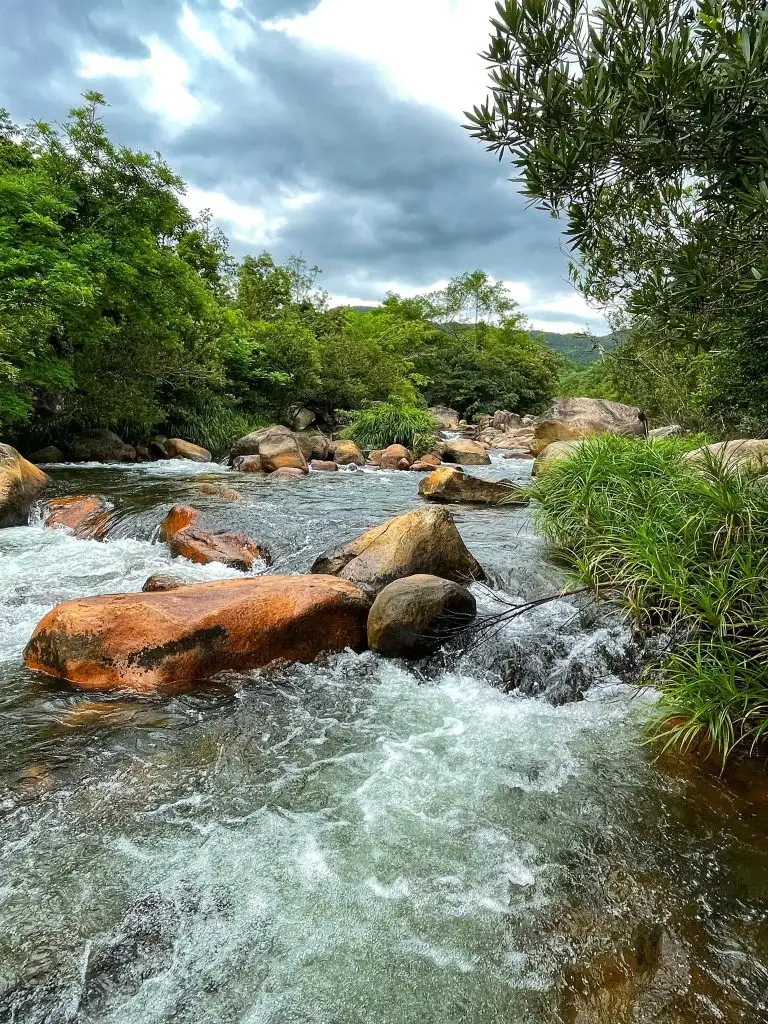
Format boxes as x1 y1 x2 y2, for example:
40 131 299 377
3 0 608 334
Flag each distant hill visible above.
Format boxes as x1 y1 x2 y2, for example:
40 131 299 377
529 331 617 366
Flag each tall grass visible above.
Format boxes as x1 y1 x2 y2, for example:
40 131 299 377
531 435 768 763
162 403 263 457
343 403 439 451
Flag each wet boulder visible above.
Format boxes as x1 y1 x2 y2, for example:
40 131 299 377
24 575 371 693
160 504 271 571
368 574 476 658
195 483 244 501
0 444 51 528
418 467 528 506
310 460 338 472
142 574 188 592
259 432 308 474
440 439 491 465
164 438 212 462
67 429 136 463
268 467 306 479
411 453 441 470
532 439 585 476
232 454 262 473
333 440 365 467
43 495 113 540
28 445 63 464
311 506 486 595
379 444 413 470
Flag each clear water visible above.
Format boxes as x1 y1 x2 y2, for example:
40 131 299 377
2 457 767 1023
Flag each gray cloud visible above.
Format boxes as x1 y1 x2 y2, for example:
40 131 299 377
1 0 599 326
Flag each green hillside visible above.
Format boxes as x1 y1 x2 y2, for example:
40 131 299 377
529 330 617 366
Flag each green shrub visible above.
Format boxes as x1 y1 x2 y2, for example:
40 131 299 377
343 403 439 451
162 403 263 457
531 435 768 763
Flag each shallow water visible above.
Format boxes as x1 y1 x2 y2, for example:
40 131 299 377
1 457 767 1023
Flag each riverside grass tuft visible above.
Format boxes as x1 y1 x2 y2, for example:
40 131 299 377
343 403 439 453
530 435 768 764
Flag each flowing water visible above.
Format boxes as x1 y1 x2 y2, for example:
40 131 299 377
1 456 768 1023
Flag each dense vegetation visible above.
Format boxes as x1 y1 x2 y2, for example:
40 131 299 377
533 437 768 762
468 0 768 434
0 95 562 454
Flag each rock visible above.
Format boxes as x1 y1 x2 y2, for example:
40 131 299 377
149 437 170 459
491 410 522 431
233 455 262 473
287 404 316 432
43 495 113 540
67 429 137 463
0 444 51 528
334 440 365 467
683 439 768 474
532 397 646 455
396 457 410 471
164 438 212 462
134 445 152 461
259 432 308 474
310 460 338 472
412 453 441 469
268 467 306 479
367 574 476 658
160 505 271 571
429 406 460 430
229 425 293 461
24 575 371 694
368 449 386 465
196 483 244 501
411 460 438 471
418 466 528 506
379 444 413 470
297 433 330 461
532 439 585 476
503 451 534 460
648 424 682 439
142 574 188 592
440 439 491 465
28 446 63 464
311 507 486 595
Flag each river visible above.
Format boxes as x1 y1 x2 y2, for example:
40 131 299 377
1 455 767 1023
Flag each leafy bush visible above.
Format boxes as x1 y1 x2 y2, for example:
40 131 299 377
531 435 768 763
343 403 439 451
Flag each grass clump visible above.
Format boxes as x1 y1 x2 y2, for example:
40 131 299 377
343 403 439 451
530 435 768 764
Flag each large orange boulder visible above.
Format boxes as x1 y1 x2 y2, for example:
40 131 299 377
164 438 212 462
259 433 308 474
0 444 51 528
23 575 371 694
43 495 113 540
440 439 491 465
333 440 365 467
311 506 485 595
379 444 413 470
160 505 271 570
418 466 527 506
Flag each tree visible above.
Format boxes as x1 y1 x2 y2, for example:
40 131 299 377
423 270 518 346
465 0 768 431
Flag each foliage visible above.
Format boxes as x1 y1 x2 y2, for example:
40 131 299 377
532 436 768 762
466 0 768 432
343 403 439 451
533 330 616 367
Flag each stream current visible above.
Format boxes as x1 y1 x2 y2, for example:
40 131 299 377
1 455 767 1023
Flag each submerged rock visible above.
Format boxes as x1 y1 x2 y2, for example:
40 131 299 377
195 483 244 501
24 575 371 693
164 438 212 462
43 495 113 540
0 444 51 528
440 438 491 465
418 466 528 506
160 504 271 570
311 506 486 595
368 574 476 657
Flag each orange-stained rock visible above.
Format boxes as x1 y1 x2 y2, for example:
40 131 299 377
160 504 271 570
269 467 306 479
142 575 189 592
0 444 51 528
195 483 244 501
24 575 371 694
43 495 113 540
310 460 338 472
415 453 441 469
379 444 412 470
440 439 490 465
333 440 365 467
232 455 262 473
418 466 528 506
259 433 308 473
164 438 212 462
368 449 386 466
411 460 438 472
311 506 485 595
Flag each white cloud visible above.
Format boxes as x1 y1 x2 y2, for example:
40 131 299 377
78 39 205 128
263 0 495 116
178 3 254 79
184 185 323 247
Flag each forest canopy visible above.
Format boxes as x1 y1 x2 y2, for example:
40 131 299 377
0 95 562 452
